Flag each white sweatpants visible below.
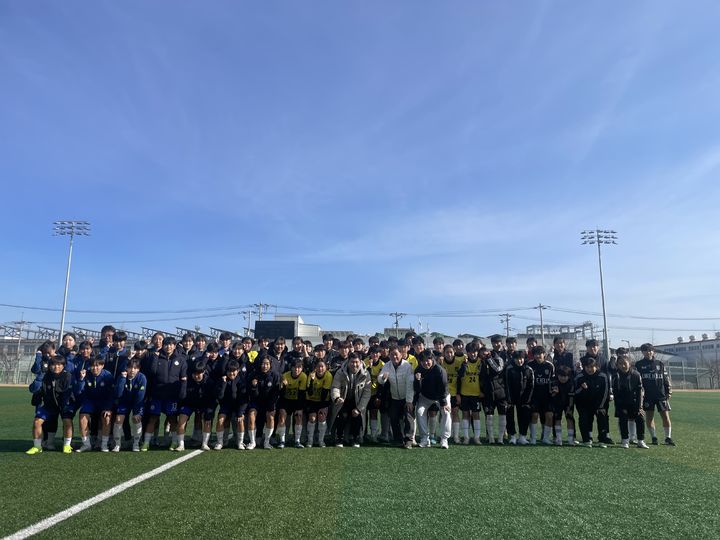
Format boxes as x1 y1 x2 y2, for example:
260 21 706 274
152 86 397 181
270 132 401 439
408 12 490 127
415 395 451 441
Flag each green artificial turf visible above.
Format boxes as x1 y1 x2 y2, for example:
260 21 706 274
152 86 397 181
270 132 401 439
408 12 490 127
2 388 719 539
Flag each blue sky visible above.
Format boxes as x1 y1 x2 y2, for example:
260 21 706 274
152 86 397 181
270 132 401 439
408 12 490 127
2 1 720 346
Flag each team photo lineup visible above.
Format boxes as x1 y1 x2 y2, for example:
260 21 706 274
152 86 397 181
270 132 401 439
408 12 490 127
25 325 676 454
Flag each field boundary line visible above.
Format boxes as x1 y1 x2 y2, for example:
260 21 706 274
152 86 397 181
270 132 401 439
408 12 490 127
3 450 203 540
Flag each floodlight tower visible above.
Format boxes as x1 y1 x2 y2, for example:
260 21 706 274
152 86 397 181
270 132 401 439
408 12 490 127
53 221 91 341
581 229 617 364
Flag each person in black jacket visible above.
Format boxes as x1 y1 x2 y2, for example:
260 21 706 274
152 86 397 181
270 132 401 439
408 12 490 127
26 355 74 455
552 337 580 374
414 351 451 449
505 350 534 445
613 355 649 449
214 359 250 451
550 366 576 445
483 336 508 445
636 343 675 446
580 339 615 445
574 358 612 447
178 360 217 451
144 337 187 451
247 356 281 450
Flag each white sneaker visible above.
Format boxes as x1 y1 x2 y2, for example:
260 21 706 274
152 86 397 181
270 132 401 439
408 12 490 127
319 441 326 448
200 444 211 451
583 441 593 448
509 436 517 445
629 438 638 444
111 445 120 453
264 441 273 450
335 442 344 448
176 443 185 452
637 440 649 449
213 443 223 451
246 441 256 450
440 439 449 449
518 436 529 446
541 437 552 445
76 443 92 453
132 443 140 452
306 442 313 448
620 441 629 449
419 439 431 448
100 447 109 453
237 442 245 450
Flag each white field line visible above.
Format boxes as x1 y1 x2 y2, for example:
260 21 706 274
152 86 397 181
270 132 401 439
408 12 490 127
3 450 203 540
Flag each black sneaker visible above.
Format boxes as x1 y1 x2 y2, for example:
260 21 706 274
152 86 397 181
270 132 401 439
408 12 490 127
599 437 614 445
664 437 676 446
651 437 659 445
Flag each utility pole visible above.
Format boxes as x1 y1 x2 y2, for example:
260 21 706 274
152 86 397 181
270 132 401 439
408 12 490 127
253 302 275 321
389 312 405 337
500 313 513 339
242 309 257 336
536 304 548 346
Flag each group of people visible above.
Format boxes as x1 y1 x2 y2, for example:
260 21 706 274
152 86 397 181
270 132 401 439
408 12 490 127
25 325 676 455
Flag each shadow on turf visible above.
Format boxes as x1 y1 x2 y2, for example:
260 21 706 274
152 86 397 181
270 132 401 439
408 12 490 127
0 439 35 452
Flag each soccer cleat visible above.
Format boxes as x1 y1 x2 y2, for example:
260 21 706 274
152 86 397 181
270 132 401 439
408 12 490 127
176 443 185 452
200 443 211 451
111 445 120 453
169 442 178 452
26 446 42 455
263 441 273 450
651 437 658 445
140 442 150 452
517 436 529 446
236 442 245 450
133 443 140 452
213 443 223 451
294 441 304 449
664 437 676 446
63 444 73 454
77 443 92 453
599 437 614 445
440 439 449 449
246 441 256 450
277 442 285 449
637 440 649 449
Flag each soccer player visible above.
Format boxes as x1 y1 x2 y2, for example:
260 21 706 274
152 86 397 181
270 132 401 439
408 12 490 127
113 358 147 452
214 359 249 450
178 360 217 451
364 345 385 442
550 366 576 445
377 346 415 449
247 356 281 449
483 336 508 444
242 337 258 363
440 344 463 443
414 350 451 449
329 341 350 374
613 354 649 449
76 357 115 452
574 357 612 448
277 359 308 448
505 350 534 445
285 336 309 375
456 342 483 445
143 337 187 451
528 345 555 445
636 343 675 446
306 359 333 447
26 355 74 455
398 338 418 370
330 353 371 448
432 337 445 361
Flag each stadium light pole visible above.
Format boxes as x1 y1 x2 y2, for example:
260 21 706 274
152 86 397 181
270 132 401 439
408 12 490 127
53 221 91 341
581 229 617 364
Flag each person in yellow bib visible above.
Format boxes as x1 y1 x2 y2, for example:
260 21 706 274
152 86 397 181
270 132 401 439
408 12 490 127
364 345 385 442
277 360 308 448
306 359 333 447
456 342 484 445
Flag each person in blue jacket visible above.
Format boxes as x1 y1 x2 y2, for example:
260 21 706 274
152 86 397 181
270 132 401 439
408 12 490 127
76 357 116 452
26 355 74 455
143 337 187 451
112 358 147 452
